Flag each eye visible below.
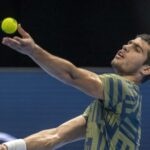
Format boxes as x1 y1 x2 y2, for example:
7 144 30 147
127 41 132 45
135 46 141 53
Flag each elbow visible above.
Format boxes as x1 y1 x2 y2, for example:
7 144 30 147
58 72 75 85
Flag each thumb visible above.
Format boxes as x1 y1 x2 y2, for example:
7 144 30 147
17 24 31 38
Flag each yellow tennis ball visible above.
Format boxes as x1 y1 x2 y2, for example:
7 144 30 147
1 17 18 34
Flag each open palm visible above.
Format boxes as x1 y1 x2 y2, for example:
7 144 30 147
2 24 36 56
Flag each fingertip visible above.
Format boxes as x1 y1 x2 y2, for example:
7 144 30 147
18 23 21 28
17 24 21 30
17 24 25 36
1 38 7 45
2 37 11 44
2 37 6 43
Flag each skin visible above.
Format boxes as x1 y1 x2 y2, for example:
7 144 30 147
0 25 150 150
111 37 150 83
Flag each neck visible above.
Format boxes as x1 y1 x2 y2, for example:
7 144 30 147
116 72 143 84
122 75 140 84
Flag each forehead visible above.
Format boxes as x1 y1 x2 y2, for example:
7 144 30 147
132 37 150 53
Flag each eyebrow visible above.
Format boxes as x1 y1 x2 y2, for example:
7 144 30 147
128 40 144 53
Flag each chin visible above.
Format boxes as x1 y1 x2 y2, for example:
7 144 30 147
111 59 119 69
111 59 126 75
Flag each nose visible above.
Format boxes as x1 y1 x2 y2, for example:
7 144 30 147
122 45 129 52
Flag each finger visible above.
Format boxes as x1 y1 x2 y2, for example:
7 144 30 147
2 37 22 48
17 24 31 38
13 36 25 44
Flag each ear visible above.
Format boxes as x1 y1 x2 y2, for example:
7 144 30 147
140 65 150 76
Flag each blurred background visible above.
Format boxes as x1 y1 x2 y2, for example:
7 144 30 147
0 0 150 150
0 0 150 67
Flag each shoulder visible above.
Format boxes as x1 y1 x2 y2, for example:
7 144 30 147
98 73 126 86
99 73 136 98
99 73 132 86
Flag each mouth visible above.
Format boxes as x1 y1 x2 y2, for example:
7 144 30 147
115 49 125 59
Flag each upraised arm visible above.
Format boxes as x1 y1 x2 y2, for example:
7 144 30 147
2 25 104 99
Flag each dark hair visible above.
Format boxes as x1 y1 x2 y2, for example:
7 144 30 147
136 34 150 82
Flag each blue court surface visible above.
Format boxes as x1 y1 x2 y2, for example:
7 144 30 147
0 68 149 149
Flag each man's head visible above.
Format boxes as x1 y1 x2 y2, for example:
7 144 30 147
111 34 150 83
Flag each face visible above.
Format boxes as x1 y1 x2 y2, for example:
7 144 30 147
111 37 150 75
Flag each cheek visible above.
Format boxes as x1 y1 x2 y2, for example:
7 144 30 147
126 55 145 69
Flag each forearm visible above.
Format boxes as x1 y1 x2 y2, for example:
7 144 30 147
2 129 58 150
24 128 59 150
28 44 77 83
2 116 86 150
24 116 86 150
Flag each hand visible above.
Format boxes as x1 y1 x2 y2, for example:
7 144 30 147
0 144 7 150
2 24 36 56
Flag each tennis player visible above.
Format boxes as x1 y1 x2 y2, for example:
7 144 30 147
0 25 150 150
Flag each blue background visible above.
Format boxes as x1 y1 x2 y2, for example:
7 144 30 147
0 68 149 149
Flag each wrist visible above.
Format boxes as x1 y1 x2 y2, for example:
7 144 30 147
3 139 26 150
28 44 44 58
